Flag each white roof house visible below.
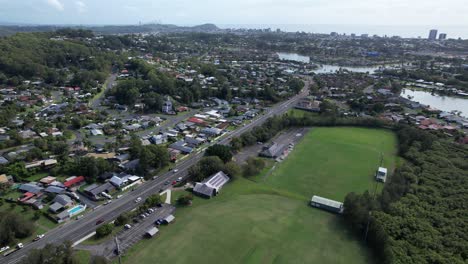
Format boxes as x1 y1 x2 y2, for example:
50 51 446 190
193 171 230 198
376 167 388 182
146 227 159 237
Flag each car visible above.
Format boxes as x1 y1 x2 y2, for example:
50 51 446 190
173 169 179 173
124 224 132 229
134 197 142 203
152 176 158 180
104 200 112 205
16 243 24 249
177 177 183 182
33 234 45 241
172 181 177 185
0 246 10 253
164 181 169 185
76 215 84 220
116 195 123 199
96 219 104 225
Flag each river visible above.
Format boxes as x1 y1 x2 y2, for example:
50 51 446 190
276 52 392 74
401 89 468 117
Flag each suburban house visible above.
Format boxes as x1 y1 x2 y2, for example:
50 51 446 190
376 167 388 182
169 141 193 154
64 176 85 189
193 171 230 198
49 194 73 213
83 183 115 201
310 195 344 214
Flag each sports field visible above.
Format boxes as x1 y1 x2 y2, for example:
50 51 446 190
118 127 397 264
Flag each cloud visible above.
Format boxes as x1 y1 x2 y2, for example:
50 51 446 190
45 0 64 11
76 1 86 13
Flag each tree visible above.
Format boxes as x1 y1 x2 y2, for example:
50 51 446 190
96 223 113 238
205 144 233 163
115 213 130 226
223 161 241 179
176 194 193 206
188 156 225 181
21 242 77 264
242 157 266 177
230 137 243 152
288 78 305 94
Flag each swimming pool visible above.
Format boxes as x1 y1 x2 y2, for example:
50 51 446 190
68 205 86 216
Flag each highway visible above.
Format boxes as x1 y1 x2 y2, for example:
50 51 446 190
4 82 309 264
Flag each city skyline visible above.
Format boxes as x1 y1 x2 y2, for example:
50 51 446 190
0 0 467 26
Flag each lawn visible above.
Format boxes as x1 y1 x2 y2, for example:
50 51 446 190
118 127 398 264
265 127 397 201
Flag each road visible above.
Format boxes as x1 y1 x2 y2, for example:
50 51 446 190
3 80 309 264
90 74 117 110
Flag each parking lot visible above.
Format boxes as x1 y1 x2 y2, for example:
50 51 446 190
107 204 176 258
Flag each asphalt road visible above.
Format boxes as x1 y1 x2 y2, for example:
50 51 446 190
3 81 309 264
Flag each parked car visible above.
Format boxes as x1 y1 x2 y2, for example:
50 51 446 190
172 181 177 185
116 195 123 199
177 177 183 182
33 234 45 241
124 224 132 229
16 243 24 249
0 246 10 253
135 197 142 203
173 169 179 173
164 181 169 186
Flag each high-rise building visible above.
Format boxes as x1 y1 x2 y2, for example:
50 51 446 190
439 33 447 40
428 29 438 40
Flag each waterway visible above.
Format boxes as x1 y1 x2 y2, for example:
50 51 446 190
401 89 468 117
277 52 390 74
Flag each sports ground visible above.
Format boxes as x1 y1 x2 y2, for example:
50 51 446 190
118 127 398 264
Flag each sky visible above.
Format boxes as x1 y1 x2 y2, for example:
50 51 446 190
0 0 467 27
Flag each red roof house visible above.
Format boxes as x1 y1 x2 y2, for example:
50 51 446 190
64 176 85 188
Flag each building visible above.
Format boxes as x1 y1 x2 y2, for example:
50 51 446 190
428 29 438 40
260 142 287 158
193 171 230 198
19 183 43 194
310 195 344 214
376 167 388 182
146 227 159 237
169 141 193 154
63 176 85 189
83 183 115 201
162 214 175 224
162 96 174 114
49 194 73 213
438 33 447 40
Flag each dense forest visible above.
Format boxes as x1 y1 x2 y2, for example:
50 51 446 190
0 31 116 87
344 126 468 264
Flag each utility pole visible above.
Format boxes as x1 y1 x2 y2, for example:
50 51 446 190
114 236 122 264
365 152 383 241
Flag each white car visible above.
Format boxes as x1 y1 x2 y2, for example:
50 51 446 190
124 224 132 229
0 246 10 253
173 169 179 173
135 197 142 203
33 234 45 241
177 177 183 182
17 243 24 249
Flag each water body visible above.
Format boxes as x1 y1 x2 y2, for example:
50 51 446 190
402 89 468 117
277 52 384 73
277 52 310 63
312 64 383 74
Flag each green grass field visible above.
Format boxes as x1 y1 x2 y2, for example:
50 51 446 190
266 127 397 201
118 127 397 264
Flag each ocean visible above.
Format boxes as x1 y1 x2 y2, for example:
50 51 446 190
218 24 468 39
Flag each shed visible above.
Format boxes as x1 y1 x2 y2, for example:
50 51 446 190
163 215 175 224
310 195 344 214
146 227 159 237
